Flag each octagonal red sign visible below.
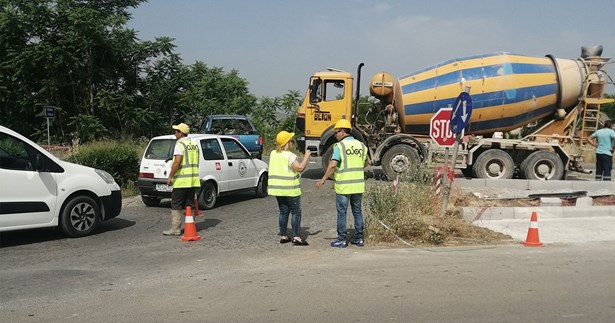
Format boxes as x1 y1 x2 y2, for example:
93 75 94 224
430 108 457 147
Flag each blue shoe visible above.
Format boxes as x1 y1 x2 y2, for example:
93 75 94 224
330 239 347 248
350 238 364 247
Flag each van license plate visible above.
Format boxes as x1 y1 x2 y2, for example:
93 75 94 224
155 184 173 192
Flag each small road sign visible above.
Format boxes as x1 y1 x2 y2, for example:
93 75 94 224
450 92 472 134
44 106 55 119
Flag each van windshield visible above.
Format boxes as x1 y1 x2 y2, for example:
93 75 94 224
144 139 176 160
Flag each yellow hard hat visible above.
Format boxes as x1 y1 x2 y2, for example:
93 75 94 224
334 119 351 130
276 131 295 147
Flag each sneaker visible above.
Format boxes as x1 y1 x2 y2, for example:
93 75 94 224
350 238 364 247
330 239 347 248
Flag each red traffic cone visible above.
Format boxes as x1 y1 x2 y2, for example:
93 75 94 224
180 206 201 242
522 211 543 247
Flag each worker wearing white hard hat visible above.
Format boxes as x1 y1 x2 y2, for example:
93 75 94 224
316 119 367 248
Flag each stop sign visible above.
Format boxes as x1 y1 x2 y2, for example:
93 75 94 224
430 108 458 147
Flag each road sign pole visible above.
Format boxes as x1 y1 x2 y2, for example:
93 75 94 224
47 118 50 147
440 88 472 216
440 133 462 216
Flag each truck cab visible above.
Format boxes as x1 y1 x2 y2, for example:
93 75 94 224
295 69 354 155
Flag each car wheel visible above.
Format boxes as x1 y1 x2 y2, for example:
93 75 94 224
141 195 161 207
199 181 218 210
60 195 100 238
256 173 268 198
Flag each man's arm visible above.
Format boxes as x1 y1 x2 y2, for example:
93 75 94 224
166 154 183 185
587 135 597 148
316 159 338 188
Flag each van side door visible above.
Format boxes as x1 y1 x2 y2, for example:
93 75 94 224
220 137 257 191
199 138 229 192
0 132 58 229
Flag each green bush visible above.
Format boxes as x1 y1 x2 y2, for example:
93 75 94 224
66 140 140 187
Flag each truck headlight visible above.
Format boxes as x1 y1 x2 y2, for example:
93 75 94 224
95 169 116 184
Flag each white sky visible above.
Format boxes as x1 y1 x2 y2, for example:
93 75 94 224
128 0 615 98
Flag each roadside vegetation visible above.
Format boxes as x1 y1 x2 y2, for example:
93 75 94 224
364 167 512 247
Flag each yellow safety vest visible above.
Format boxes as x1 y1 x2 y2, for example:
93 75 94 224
268 150 301 197
334 138 366 194
172 138 201 188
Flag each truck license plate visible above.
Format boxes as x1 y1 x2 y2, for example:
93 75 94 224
155 184 173 192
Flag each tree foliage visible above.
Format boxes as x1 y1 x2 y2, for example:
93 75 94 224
0 0 268 144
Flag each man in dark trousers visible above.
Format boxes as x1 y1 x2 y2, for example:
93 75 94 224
588 120 615 181
316 119 367 248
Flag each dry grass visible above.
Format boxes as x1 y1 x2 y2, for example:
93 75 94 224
364 171 513 247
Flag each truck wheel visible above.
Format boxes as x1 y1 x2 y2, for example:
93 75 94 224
321 145 334 173
141 195 161 207
461 167 474 178
381 145 420 181
199 181 218 210
60 195 100 238
255 173 268 198
472 149 514 179
522 151 564 180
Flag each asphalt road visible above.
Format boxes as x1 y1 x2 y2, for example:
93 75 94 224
1 159 614 322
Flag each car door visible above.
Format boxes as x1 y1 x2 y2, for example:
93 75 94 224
0 132 58 228
220 137 256 191
199 137 229 192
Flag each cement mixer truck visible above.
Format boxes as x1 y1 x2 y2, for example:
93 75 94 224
295 46 614 180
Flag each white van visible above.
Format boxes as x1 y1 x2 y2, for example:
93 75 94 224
0 125 122 237
137 134 268 209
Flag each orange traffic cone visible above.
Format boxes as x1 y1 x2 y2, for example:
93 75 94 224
522 211 543 247
180 206 202 242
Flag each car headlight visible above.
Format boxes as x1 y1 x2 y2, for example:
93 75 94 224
95 169 116 184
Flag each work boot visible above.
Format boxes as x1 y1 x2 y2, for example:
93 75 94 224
162 210 182 236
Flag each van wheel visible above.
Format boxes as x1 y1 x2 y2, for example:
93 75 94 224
255 173 268 198
199 181 217 210
141 195 161 207
60 196 100 238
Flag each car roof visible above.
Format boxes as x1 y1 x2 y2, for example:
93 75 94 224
149 133 236 141
207 114 249 120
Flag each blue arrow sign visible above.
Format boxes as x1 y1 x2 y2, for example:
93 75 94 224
450 92 472 134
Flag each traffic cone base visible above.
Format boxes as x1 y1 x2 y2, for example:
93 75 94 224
522 211 543 247
180 206 202 242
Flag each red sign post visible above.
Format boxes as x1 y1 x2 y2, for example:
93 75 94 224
429 108 456 147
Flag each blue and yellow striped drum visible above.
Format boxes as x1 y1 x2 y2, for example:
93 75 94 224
390 53 584 135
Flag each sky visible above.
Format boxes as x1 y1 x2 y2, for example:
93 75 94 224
128 0 615 98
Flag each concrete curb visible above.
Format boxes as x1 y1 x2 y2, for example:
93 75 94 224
462 206 615 222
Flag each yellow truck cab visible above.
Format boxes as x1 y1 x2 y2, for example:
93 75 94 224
295 69 354 156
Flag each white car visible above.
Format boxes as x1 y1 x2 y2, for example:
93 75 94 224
137 134 268 209
0 125 122 237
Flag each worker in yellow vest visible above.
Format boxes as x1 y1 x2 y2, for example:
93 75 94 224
163 123 201 236
316 119 367 248
268 131 311 245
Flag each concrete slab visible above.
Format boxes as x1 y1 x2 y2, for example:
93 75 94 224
540 197 562 206
472 216 615 244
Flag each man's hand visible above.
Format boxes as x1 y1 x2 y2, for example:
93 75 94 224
315 179 325 189
166 178 172 185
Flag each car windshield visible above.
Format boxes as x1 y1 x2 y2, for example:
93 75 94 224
207 118 254 135
144 139 175 160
